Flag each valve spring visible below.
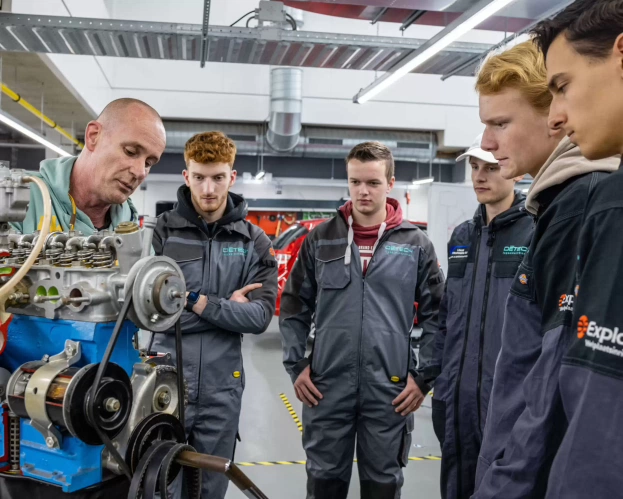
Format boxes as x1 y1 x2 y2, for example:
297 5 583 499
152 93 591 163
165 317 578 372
92 251 114 268
46 247 63 265
58 252 74 267
77 249 94 267
24 246 43 264
13 248 25 263
9 415 19 470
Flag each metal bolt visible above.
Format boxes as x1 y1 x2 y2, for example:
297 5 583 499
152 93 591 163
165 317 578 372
104 398 121 412
150 314 160 323
65 345 75 356
41 354 50 362
45 437 55 448
169 290 183 299
158 391 171 406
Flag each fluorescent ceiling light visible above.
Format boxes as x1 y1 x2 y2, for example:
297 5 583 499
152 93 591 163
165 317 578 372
0 110 71 157
354 0 518 104
255 170 266 180
412 177 434 185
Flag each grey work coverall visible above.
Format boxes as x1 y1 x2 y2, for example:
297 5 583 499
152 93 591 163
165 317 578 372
280 214 444 499
152 188 278 499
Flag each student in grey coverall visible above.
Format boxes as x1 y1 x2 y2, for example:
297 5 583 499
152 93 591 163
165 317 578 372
280 142 444 499
153 132 277 498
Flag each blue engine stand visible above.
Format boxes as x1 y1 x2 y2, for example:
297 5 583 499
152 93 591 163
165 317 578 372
0 315 141 493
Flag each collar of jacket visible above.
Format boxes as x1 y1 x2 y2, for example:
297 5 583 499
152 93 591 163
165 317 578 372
332 210 418 235
37 155 138 231
473 190 527 231
166 188 251 239
526 136 620 215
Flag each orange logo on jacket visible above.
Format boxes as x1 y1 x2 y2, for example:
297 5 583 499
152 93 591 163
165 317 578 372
578 316 589 339
559 294 574 312
519 274 528 285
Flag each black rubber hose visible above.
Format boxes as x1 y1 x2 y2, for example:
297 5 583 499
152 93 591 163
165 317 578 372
230 10 255 27
286 13 298 31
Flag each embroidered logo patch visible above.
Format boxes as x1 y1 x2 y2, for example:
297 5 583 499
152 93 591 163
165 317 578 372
503 246 529 256
449 246 469 260
222 247 248 257
559 294 574 313
385 244 414 256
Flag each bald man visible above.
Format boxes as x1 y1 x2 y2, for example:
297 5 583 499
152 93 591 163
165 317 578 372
12 98 166 235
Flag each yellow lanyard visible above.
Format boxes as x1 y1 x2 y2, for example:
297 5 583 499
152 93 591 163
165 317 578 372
68 194 77 231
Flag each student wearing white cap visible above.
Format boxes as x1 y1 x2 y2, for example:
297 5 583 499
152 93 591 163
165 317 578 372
428 133 533 499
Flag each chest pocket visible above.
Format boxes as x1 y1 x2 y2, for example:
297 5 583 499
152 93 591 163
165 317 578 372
316 256 351 289
493 259 522 279
447 260 467 279
163 241 205 292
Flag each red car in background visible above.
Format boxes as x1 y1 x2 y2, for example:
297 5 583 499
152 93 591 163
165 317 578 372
273 219 427 316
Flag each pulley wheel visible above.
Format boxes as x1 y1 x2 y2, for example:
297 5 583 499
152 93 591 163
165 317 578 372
64 363 132 445
126 412 185 474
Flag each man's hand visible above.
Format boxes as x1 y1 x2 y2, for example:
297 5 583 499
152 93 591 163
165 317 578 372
392 375 425 416
184 283 263 315
230 283 262 303
294 366 323 408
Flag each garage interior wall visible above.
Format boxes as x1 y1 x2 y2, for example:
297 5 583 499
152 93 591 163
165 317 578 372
131 180 431 222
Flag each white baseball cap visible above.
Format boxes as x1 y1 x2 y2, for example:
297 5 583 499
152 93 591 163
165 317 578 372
457 133 497 164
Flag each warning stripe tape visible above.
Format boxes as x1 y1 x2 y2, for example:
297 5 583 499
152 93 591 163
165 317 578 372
236 456 442 467
279 393 303 433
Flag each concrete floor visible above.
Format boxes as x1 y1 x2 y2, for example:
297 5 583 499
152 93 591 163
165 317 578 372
225 318 442 499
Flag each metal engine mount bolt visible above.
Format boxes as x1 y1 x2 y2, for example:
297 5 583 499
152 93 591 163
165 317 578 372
158 391 171 406
45 437 55 448
104 398 121 413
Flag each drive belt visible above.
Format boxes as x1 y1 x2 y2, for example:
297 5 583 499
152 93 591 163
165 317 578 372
127 441 201 499
159 444 201 499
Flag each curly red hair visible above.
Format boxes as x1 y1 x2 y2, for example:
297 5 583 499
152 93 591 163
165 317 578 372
184 131 237 167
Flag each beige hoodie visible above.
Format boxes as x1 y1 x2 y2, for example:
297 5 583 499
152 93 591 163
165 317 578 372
526 136 620 215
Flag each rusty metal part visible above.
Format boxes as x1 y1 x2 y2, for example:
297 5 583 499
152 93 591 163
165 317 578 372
176 451 269 499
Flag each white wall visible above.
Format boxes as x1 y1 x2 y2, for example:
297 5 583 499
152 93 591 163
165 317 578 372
428 182 478 273
10 0 518 149
131 175 431 222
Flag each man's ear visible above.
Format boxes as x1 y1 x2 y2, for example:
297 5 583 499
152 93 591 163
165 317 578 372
84 121 102 152
387 176 395 193
182 169 191 187
616 33 623 75
230 169 237 188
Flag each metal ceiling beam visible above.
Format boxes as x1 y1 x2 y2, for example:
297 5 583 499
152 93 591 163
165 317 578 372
353 0 517 103
199 0 211 68
370 8 389 25
399 10 426 32
440 0 575 80
0 12 491 76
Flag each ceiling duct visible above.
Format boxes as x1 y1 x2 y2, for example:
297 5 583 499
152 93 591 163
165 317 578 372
164 122 442 163
266 68 303 153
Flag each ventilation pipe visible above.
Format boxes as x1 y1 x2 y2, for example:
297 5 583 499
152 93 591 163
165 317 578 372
266 68 302 152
